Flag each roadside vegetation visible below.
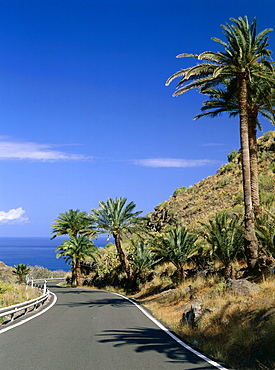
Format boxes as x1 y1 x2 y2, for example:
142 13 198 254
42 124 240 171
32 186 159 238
132 265 275 370
0 264 66 311
0 281 40 310
49 179 275 369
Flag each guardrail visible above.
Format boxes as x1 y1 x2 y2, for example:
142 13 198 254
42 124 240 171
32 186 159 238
0 284 50 323
0 278 66 324
27 277 65 288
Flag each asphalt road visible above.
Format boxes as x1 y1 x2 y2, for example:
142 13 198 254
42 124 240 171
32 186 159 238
0 284 227 370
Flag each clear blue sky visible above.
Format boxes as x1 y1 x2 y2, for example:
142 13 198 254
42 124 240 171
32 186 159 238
1 0 275 237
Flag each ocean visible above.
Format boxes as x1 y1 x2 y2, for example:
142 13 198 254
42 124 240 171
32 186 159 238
0 236 111 272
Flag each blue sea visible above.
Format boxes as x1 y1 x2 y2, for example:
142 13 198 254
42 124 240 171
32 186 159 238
0 236 111 272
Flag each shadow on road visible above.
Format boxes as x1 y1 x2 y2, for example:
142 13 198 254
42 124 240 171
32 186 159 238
56 296 133 308
47 285 222 369
51 286 134 308
97 326 216 369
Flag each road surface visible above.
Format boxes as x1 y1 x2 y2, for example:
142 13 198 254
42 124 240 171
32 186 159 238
0 284 227 370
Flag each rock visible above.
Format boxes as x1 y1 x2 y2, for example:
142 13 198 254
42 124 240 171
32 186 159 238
181 301 203 327
182 284 197 295
225 279 260 296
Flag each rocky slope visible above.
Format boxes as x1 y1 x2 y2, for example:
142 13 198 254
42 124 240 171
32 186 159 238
148 130 275 231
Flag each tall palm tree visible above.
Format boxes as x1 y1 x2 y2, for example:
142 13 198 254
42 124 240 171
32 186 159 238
166 16 275 272
51 209 96 240
56 235 98 286
152 227 199 281
12 264 31 284
91 197 145 281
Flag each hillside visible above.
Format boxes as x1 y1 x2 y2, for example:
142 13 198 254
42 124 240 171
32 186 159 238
148 130 275 231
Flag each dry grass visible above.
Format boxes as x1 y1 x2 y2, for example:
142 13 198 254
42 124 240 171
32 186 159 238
0 284 41 308
131 271 275 370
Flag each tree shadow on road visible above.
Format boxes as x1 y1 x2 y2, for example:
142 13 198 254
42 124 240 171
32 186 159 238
97 326 218 369
56 296 134 308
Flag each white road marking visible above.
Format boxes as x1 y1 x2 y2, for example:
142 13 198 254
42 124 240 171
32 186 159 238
0 292 57 334
0 286 229 369
112 292 229 370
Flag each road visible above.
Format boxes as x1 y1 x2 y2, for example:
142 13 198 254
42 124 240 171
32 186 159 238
0 284 227 370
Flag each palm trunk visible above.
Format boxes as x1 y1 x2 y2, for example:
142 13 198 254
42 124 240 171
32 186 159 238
248 110 261 216
71 260 77 287
179 265 185 282
113 233 133 281
238 76 258 271
75 258 81 286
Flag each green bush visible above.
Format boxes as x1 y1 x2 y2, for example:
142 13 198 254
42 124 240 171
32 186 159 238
219 162 235 174
217 176 231 188
0 282 14 294
173 186 187 197
262 131 273 142
227 149 238 162
259 174 275 192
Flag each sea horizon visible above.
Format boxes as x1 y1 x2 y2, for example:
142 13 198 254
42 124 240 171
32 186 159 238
0 236 112 272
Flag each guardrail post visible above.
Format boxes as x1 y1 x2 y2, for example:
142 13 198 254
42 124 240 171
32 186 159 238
31 278 34 288
11 308 17 321
43 280 47 294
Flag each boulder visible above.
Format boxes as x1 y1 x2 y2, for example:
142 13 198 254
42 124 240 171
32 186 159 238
225 279 260 296
181 301 205 327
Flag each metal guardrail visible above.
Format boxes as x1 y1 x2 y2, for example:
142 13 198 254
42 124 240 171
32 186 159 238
0 278 66 323
0 284 50 323
28 277 65 287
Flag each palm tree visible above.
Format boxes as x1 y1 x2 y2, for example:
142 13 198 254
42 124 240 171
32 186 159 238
56 235 98 286
200 212 244 278
12 264 31 284
152 227 199 281
166 16 275 272
51 209 96 240
131 241 160 284
91 197 145 281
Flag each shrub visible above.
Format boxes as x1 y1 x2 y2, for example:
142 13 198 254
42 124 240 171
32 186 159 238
227 149 238 162
219 162 235 174
0 282 15 295
262 131 273 142
259 174 275 193
173 186 187 197
217 176 231 188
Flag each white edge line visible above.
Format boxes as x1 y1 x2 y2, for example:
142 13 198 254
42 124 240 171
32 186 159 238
111 291 229 370
0 291 57 334
0 286 229 369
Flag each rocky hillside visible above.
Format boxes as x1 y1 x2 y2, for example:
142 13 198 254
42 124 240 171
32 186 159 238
148 130 275 231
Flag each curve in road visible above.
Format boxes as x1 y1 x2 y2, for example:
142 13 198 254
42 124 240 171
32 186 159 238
0 284 229 370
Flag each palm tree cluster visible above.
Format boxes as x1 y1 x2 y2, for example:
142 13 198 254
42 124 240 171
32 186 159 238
51 198 147 287
52 191 275 289
51 209 98 286
51 194 275 291
51 198 202 288
166 16 275 274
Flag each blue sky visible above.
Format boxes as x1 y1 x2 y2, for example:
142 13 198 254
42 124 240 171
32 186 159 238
1 0 275 237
